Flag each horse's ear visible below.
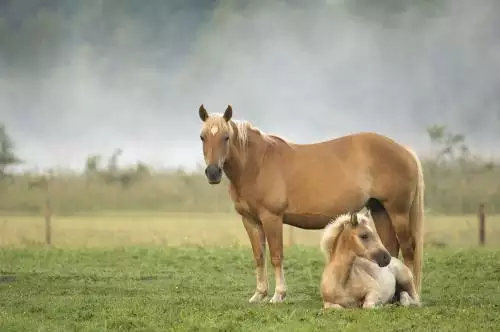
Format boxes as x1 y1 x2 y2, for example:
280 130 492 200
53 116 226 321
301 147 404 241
350 212 359 226
223 105 233 122
199 104 209 122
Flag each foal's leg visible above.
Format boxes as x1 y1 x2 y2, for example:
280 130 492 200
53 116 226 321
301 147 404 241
362 291 382 309
390 259 420 306
399 291 413 307
324 302 344 309
242 216 269 303
259 209 286 304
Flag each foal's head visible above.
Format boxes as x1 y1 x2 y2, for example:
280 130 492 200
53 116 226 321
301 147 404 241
198 104 233 184
341 211 391 268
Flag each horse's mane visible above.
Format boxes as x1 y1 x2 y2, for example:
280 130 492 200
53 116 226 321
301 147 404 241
202 114 293 164
320 212 353 261
232 120 294 149
320 209 373 262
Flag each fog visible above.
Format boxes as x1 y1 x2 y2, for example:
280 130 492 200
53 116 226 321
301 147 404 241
2 0 500 172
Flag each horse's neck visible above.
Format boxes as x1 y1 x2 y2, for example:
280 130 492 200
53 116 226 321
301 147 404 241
223 126 268 190
329 245 358 287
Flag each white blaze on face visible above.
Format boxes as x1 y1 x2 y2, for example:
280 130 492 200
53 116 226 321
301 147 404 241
210 126 219 135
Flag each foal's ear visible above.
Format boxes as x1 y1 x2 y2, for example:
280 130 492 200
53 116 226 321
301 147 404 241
350 213 359 226
223 105 233 122
199 104 209 122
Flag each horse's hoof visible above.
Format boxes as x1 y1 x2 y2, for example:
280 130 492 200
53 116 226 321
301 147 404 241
248 291 267 303
269 292 286 304
399 292 412 307
324 302 343 309
399 292 421 307
362 302 379 309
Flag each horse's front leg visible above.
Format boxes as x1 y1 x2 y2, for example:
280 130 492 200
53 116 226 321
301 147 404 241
241 216 269 303
324 302 344 309
259 209 287 304
362 291 383 309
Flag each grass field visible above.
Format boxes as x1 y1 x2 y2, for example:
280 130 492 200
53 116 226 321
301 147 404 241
1 212 500 248
1 212 499 331
0 246 499 331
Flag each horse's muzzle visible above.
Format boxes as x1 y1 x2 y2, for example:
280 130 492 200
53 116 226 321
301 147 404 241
205 164 222 184
373 249 392 267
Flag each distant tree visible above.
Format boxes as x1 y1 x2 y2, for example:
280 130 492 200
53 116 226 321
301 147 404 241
84 154 102 174
0 123 22 182
107 148 123 173
83 154 103 187
426 124 469 165
83 148 151 188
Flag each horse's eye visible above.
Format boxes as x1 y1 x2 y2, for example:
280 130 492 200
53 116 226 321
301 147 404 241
224 135 229 141
200 135 205 142
359 233 369 240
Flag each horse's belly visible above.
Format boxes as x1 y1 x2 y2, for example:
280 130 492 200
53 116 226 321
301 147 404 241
283 213 333 230
284 186 368 225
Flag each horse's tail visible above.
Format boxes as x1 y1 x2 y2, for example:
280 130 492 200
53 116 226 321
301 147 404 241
405 146 425 296
320 221 339 263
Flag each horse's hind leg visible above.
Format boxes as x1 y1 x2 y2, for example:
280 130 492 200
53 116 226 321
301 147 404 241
367 199 400 257
386 210 417 286
242 216 269 303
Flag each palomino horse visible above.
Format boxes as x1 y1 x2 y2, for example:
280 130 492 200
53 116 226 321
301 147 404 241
197 104 424 304
320 209 421 309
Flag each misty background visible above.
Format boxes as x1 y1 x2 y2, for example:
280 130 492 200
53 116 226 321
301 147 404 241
1 0 500 172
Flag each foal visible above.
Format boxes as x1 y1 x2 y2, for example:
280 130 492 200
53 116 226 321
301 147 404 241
320 210 421 309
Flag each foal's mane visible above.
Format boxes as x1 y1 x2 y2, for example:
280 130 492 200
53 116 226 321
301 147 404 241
319 211 369 263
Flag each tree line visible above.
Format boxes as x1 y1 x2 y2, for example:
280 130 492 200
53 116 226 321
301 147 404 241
0 122 498 215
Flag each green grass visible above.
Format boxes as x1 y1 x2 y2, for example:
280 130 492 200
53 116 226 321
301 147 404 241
0 246 499 331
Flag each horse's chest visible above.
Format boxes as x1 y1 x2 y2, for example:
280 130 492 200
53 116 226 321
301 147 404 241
229 180 286 219
375 268 397 303
350 267 396 305
230 189 260 220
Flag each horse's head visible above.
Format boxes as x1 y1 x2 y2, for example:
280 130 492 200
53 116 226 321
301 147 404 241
344 210 391 268
198 104 233 184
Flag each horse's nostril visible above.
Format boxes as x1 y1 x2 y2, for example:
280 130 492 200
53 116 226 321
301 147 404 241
205 165 222 182
384 252 391 265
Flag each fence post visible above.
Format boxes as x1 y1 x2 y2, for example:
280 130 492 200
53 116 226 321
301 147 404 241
44 194 52 246
28 174 53 246
478 204 485 246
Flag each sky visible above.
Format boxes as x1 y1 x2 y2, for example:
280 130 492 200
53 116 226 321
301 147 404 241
2 0 500 173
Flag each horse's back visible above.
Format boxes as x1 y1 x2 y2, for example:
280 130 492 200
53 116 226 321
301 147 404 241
278 131 417 194
286 131 414 169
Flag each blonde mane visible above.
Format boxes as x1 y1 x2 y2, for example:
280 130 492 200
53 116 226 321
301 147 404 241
202 113 291 164
320 209 372 262
320 212 352 261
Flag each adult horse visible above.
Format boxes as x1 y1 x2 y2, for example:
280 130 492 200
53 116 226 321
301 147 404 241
197 104 424 304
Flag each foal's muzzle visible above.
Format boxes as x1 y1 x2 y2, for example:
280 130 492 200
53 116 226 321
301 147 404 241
205 164 222 184
373 250 392 267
